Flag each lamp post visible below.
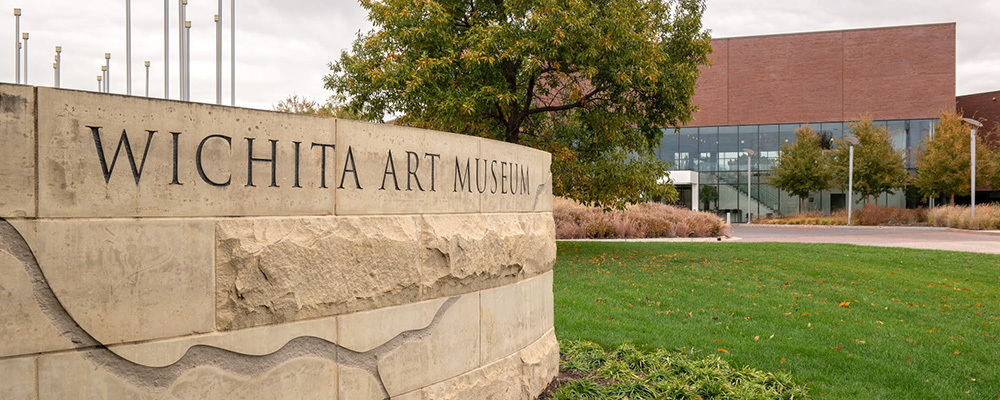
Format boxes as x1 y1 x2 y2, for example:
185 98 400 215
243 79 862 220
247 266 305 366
231 0 235 105
101 65 108 92
184 20 191 101
97 75 102 91
215 13 221 104
963 118 983 217
126 0 132 95
144 61 150 97
743 148 755 222
164 0 169 99
55 46 61 88
21 32 28 84
105 53 111 92
14 8 21 84
845 137 859 225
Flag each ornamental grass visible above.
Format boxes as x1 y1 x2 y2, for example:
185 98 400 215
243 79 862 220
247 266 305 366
553 197 729 239
927 204 1000 230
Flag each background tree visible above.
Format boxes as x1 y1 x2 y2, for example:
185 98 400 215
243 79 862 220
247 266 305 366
914 111 1000 204
700 185 718 211
274 94 360 119
769 125 833 212
830 119 909 204
325 0 711 209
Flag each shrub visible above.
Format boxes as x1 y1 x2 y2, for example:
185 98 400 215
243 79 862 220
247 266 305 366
927 204 1000 230
553 197 730 239
541 340 810 400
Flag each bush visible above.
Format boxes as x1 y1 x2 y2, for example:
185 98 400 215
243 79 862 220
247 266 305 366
927 204 1000 230
553 197 729 239
541 340 810 400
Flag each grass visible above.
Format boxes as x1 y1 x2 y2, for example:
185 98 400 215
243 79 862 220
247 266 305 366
755 205 928 226
554 241 1000 399
928 204 1000 230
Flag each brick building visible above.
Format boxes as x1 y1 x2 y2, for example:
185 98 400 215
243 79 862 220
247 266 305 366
656 23 995 219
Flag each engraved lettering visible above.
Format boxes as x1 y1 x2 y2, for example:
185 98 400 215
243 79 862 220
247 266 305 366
311 143 336 189
89 126 155 185
380 150 400 190
338 146 362 189
196 134 232 186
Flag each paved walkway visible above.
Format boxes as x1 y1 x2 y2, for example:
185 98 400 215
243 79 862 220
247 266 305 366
730 224 1000 254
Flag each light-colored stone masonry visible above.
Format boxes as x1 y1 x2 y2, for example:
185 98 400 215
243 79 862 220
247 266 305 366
0 84 557 399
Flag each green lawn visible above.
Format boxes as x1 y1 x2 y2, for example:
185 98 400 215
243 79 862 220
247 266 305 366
554 241 1000 399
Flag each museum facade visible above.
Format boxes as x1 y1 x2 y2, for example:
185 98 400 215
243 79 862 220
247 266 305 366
657 23 969 220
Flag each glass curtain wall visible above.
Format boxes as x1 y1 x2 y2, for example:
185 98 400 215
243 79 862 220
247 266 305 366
659 118 937 218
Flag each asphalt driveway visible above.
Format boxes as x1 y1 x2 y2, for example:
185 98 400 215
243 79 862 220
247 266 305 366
730 224 1000 255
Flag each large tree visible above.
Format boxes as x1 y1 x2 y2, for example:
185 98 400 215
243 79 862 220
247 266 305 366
914 111 1000 204
830 119 909 204
769 125 833 212
326 0 711 208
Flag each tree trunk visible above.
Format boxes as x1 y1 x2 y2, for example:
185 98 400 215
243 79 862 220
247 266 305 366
950 193 955 206
799 197 805 214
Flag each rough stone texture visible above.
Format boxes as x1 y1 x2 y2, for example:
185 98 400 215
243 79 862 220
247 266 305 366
0 356 36 400
378 293 480 397
480 272 554 365
0 235 75 358
395 329 559 400
0 84 36 218
35 87 337 218
335 119 482 215
109 315 337 367
34 218 215 345
419 213 556 297
215 215 424 330
37 351 338 399
216 212 555 330
479 138 553 213
337 297 447 353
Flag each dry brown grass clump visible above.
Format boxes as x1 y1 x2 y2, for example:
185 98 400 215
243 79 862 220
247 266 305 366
754 205 927 226
553 197 729 239
927 204 1000 230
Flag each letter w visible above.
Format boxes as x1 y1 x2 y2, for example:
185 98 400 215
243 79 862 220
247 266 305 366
89 126 156 184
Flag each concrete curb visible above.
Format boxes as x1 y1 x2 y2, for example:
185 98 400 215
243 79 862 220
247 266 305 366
745 224 949 231
946 228 1000 237
558 236 740 243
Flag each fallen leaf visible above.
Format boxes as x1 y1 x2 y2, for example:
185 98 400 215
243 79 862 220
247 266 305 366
718 348 729 353
839 301 851 308
906 358 913 362
713 339 724 343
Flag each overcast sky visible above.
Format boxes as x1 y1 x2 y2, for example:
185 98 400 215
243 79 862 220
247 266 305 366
1 0 997 111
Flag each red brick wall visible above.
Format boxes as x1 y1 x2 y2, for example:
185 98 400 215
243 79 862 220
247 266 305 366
957 90 1000 133
688 23 956 127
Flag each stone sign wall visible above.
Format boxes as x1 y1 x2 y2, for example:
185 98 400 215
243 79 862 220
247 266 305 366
0 84 557 399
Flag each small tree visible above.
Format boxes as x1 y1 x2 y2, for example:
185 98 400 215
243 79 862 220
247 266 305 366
274 94 360 119
914 111 1000 204
700 185 718 211
831 119 909 204
769 125 833 212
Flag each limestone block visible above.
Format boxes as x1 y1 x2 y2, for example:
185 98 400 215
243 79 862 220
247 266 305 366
215 215 423 330
35 87 336 218
520 328 560 399
0 356 36 400
0 84 35 218
393 328 559 400
480 272 555 364
334 119 482 215
109 315 337 367
377 293 480 397
34 218 215 345
419 213 556 297
0 224 75 358
337 297 447 353
479 138 552 213
338 365 385 400
393 354 522 400
37 350 338 399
